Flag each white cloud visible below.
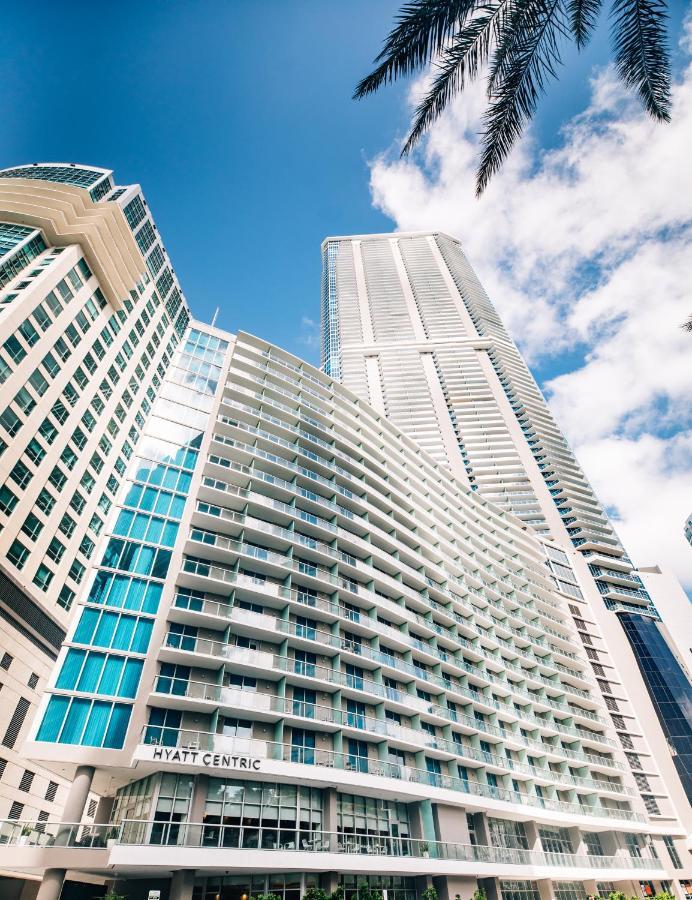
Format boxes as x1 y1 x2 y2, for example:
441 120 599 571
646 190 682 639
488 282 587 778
299 315 321 351
369 34 692 588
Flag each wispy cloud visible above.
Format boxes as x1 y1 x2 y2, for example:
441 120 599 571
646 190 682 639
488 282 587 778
299 315 321 354
368 27 692 587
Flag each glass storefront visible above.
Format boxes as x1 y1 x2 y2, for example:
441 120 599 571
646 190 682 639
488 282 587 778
202 779 323 850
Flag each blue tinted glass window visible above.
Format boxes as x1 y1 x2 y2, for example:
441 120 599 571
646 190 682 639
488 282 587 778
98 656 125 695
56 649 86 690
37 695 70 742
93 611 118 647
120 659 143 698
132 618 153 652
82 701 111 746
77 652 106 692
112 614 137 651
73 608 99 645
104 703 131 748
60 698 90 743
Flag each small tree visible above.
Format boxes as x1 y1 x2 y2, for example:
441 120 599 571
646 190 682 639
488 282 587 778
422 887 439 900
303 889 329 900
472 890 487 900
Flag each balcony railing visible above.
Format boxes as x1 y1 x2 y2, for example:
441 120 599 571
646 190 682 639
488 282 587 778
0 819 661 873
150 680 633 797
137 730 644 823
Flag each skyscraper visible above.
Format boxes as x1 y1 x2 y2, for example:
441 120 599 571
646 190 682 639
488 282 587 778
0 178 689 900
0 162 189 896
320 231 692 812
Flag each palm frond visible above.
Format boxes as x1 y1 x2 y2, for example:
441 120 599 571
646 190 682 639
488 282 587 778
354 0 478 99
402 2 509 154
611 0 671 120
567 0 602 47
682 316 692 333
476 0 568 194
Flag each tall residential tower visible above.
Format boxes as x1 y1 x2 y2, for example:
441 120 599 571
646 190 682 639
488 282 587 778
0 162 189 897
320 230 692 820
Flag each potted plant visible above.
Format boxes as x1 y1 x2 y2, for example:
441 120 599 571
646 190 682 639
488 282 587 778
106 826 120 848
419 841 430 858
16 824 34 845
421 887 438 900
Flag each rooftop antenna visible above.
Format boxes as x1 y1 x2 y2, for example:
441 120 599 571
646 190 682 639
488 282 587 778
211 306 220 328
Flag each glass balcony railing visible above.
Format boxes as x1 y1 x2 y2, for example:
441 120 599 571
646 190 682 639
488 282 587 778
136 730 643 823
0 819 662 874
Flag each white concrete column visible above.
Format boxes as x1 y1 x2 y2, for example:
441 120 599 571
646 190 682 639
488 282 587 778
170 870 195 900
35 869 65 900
36 765 96 900
61 765 95 824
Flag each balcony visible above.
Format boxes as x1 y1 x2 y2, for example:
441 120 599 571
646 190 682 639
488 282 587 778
0 819 663 879
135 731 645 825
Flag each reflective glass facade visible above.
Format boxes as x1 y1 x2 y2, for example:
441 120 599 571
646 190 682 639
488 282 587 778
620 613 692 802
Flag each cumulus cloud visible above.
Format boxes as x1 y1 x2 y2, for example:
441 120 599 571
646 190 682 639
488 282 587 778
368 32 692 588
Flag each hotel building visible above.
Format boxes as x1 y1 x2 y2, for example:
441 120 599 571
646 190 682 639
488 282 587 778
0 173 688 900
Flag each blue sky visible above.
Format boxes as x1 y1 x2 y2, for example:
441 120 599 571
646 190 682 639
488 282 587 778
3 1 690 585
5 0 685 367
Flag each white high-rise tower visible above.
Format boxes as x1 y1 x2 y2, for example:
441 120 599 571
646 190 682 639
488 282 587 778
321 230 692 828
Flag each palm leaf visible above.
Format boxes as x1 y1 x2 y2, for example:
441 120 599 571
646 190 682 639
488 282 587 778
476 0 568 194
682 316 692 333
567 0 602 47
611 0 671 120
402 2 509 154
353 0 478 98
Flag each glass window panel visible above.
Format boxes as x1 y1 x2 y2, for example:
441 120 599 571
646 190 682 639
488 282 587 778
59 698 90 744
82 700 112 747
56 649 86 690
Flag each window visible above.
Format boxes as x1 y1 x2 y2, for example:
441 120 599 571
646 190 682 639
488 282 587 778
662 835 681 868
4 335 26 364
14 386 35 415
7 539 29 570
38 418 58 444
59 514 77 538
10 461 33 490
0 653 13 671
33 564 54 592
21 513 44 541
35 488 56 515
28 369 49 396
28 673 39 690
46 537 66 564
42 351 60 379
45 781 58 802
0 407 22 438
49 465 67 491
68 560 86 584
33 303 52 332
26 438 46 465
70 490 86 514
0 485 18 515
58 585 75 611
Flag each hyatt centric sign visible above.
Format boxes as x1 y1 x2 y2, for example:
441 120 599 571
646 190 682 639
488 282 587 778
151 746 261 771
